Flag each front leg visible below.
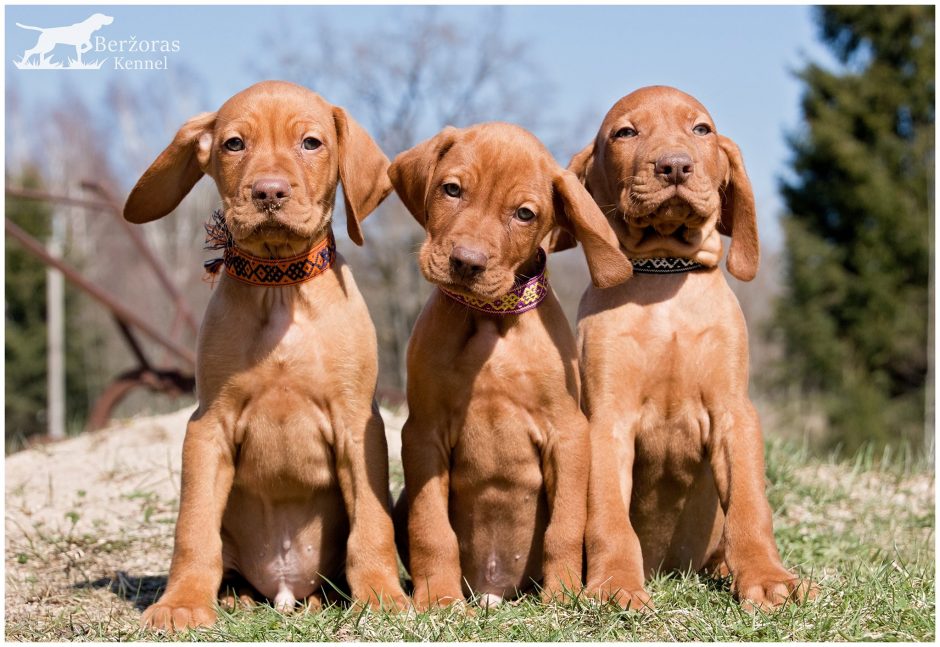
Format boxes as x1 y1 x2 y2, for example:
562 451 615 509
401 417 464 610
141 413 235 631
539 414 589 602
583 415 651 610
709 401 818 611
334 403 409 610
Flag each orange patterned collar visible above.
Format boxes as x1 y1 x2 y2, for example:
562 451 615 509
203 210 335 287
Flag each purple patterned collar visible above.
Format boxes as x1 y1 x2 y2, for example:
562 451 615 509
439 248 549 315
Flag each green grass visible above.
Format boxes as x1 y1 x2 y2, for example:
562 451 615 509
5 439 934 641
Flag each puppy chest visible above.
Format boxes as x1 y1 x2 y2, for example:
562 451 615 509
630 398 709 488
449 407 546 494
438 340 569 494
241 295 365 374
449 437 545 520
233 395 338 493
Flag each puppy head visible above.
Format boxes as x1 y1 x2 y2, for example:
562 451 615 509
388 123 631 299
569 85 759 280
123 80 391 257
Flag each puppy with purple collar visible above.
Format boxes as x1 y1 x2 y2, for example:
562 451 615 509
388 122 632 609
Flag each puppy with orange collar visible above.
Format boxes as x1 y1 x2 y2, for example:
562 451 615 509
124 81 408 630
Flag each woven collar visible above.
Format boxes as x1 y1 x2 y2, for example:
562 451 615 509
439 248 549 315
203 210 335 286
631 257 704 274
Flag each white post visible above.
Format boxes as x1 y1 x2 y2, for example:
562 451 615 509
46 210 66 441
926 164 935 464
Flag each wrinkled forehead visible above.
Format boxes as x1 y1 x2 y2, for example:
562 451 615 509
215 84 333 133
602 87 714 131
441 126 555 184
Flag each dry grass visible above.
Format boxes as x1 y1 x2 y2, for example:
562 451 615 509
4 408 934 641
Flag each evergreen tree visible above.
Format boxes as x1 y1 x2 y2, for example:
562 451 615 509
5 172 99 450
5 172 52 446
776 6 934 451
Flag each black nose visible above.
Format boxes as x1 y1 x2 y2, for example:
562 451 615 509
450 245 488 280
251 177 292 208
654 153 694 185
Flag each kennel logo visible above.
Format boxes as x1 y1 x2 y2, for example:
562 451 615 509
13 13 181 71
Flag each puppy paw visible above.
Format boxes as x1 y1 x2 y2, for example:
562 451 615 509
349 577 411 612
412 587 464 612
301 593 324 613
540 572 583 605
587 575 653 612
218 583 255 612
218 591 254 611
140 596 217 631
365 589 412 612
602 587 654 612
734 568 818 612
702 557 731 579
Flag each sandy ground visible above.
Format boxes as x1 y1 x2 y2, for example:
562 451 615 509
3 405 407 638
5 405 405 537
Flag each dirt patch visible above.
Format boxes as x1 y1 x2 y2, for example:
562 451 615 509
7 408 191 538
4 405 407 640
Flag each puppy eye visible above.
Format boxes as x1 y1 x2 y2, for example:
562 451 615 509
693 124 712 136
302 137 322 150
223 137 245 152
443 183 461 198
515 207 536 222
614 127 638 139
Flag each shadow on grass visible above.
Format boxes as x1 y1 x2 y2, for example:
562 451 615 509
701 575 733 593
75 572 167 610
656 569 733 593
75 569 377 613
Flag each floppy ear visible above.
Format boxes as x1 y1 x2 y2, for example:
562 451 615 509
332 106 393 246
553 169 632 288
717 135 760 281
544 142 597 254
540 227 578 254
567 141 595 184
123 111 216 224
387 127 459 228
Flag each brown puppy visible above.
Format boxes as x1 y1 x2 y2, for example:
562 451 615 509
388 123 632 610
567 86 817 611
124 80 407 630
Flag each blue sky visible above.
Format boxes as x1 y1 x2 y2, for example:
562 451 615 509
5 4 839 249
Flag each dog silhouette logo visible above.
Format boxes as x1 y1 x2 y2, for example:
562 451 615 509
14 13 113 70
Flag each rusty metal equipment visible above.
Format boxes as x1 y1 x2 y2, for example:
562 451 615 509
5 183 198 433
